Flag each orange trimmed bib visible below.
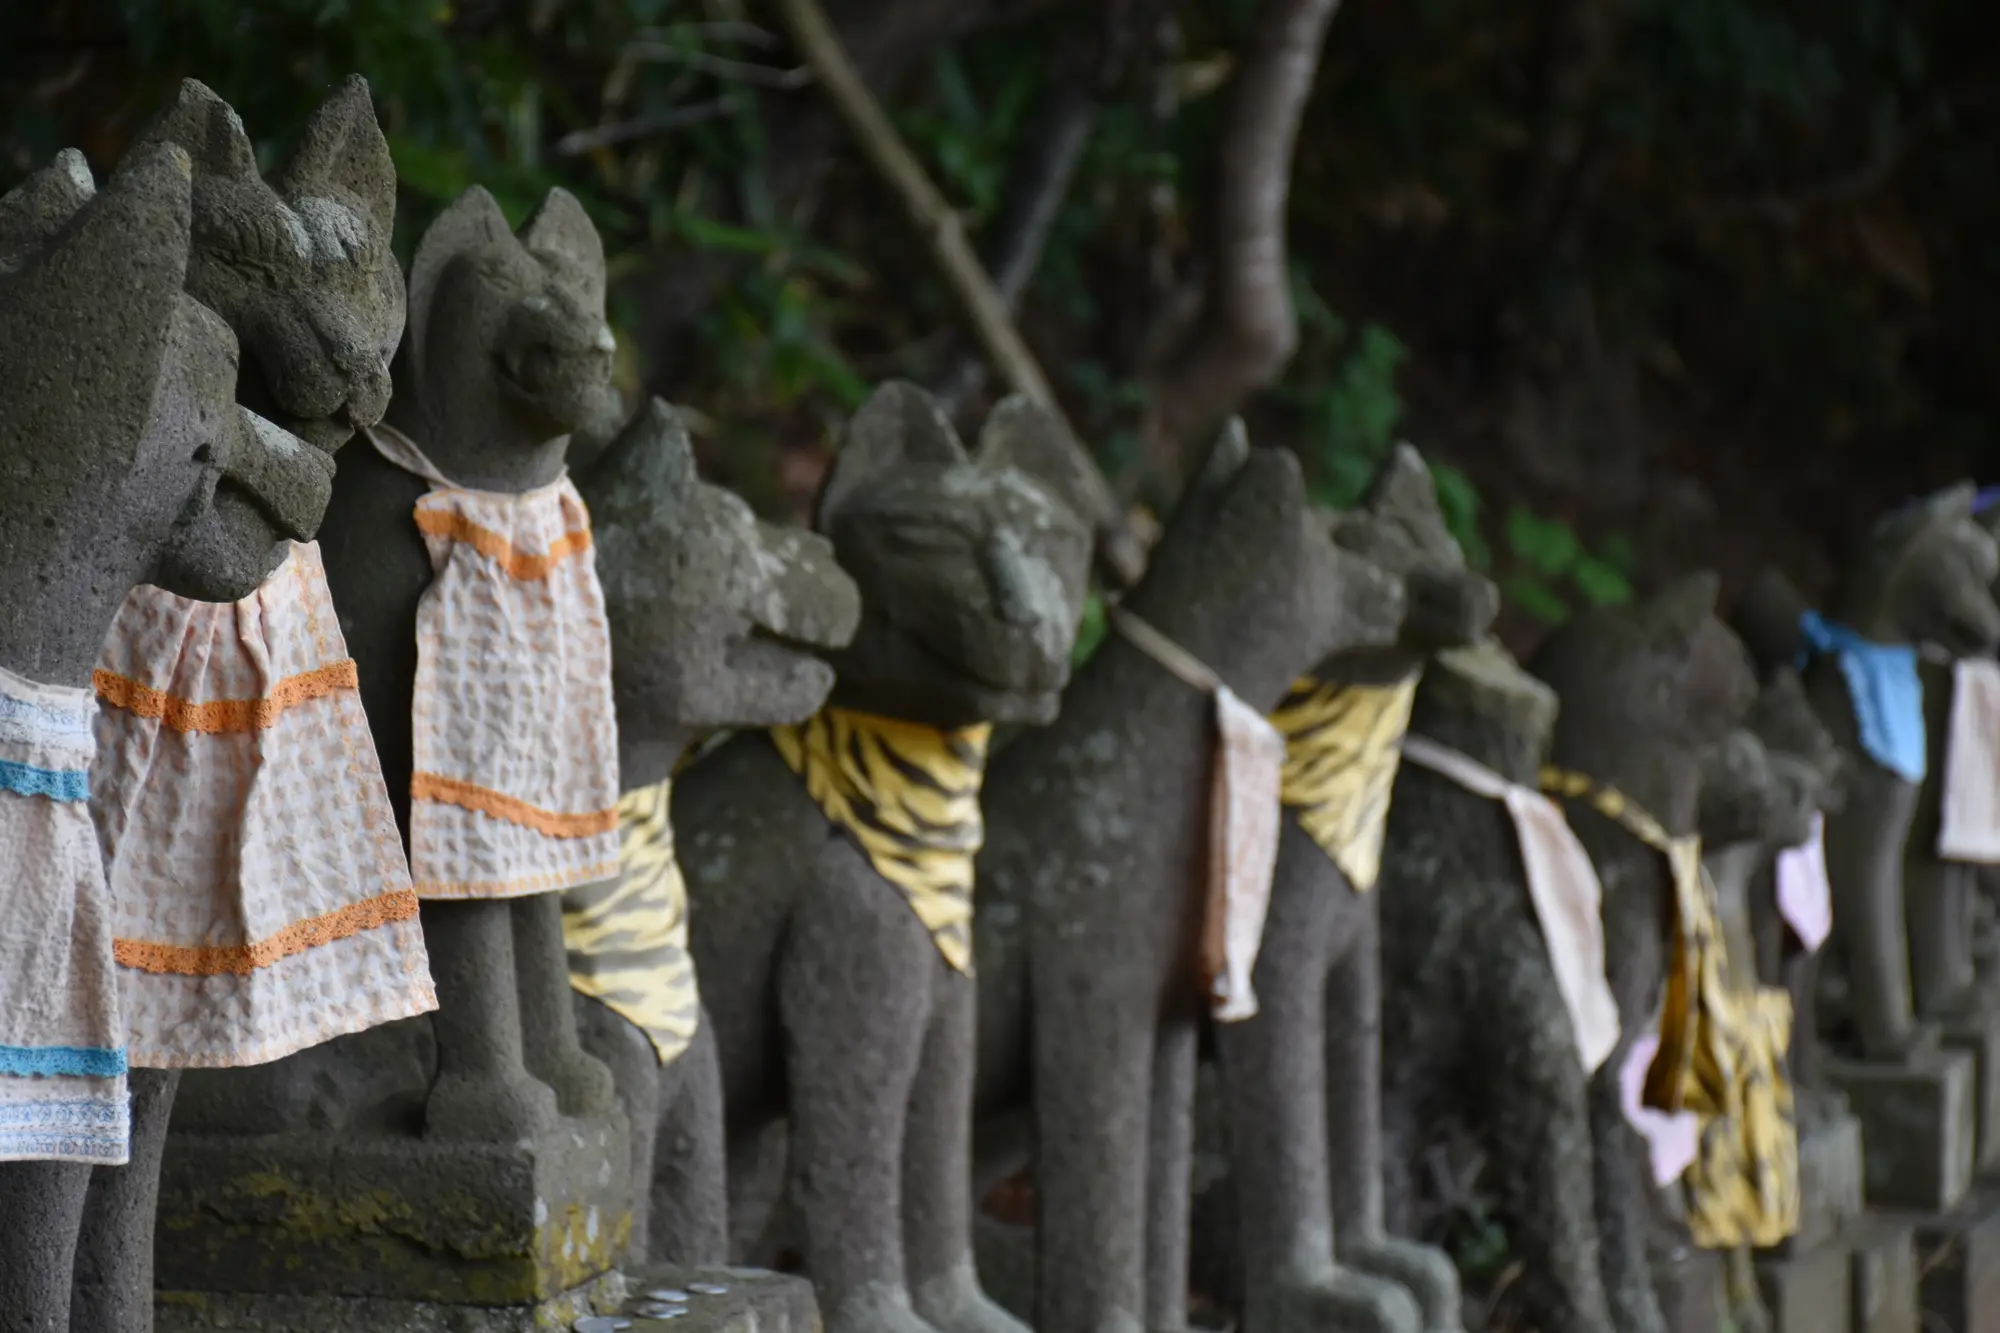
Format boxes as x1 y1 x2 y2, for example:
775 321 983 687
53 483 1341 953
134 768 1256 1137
91 543 437 1069
368 424 621 900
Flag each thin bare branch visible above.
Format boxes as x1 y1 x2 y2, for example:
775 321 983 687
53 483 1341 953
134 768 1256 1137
1142 0 1344 475
555 101 731 156
624 42 814 89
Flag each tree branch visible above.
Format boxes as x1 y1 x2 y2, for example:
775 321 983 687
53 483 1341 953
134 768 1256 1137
1142 0 1344 476
774 0 1126 547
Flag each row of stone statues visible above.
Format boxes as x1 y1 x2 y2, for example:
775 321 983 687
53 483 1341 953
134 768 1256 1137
4 75 2000 1333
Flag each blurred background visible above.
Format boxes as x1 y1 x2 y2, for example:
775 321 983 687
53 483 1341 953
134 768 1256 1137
4 0 1995 653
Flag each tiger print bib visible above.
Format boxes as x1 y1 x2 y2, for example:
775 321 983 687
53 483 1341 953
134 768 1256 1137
1268 674 1419 893
770 707 992 975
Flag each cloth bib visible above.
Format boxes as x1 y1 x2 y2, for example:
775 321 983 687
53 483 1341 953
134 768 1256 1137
91 544 436 1068
1269 674 1419 892
1939 657 2000 862
1683 987 1801 1249
368 424 621 900
1109 608 1285 1023
1618 1030 1701 1187
564 779 701 1065
771 707 992 975
1797 611 1925 783
1399 735 1621 1071
1774 812 1834 952
0 666 128 1164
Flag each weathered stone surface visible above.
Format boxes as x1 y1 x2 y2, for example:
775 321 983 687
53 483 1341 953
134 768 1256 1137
612 1265 821 1332
1827 1045 1976 1211
1845 1216 1917 1333
1939 994 2000 1176
1649 1244 1724 1333
154 1108 631 1306
155 1271 628 1332
1768 1107 1865 1256
1754 1236 1852 1333
1911 1188 2000 1333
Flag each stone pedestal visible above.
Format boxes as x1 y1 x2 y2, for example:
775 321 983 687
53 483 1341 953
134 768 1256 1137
1826 1045 1976 1211
1911 1188 2000 1333
1771 1106 1867 1254
1756 1235 1852 1333
611 1266 820 1331
1845 1217 1918 1333
154 1107 631 1332
1941 998 2000 1176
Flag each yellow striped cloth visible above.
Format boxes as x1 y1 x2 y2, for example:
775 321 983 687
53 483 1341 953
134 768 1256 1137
1541 766 1799 1248
1267 675 1419 892
771 707 993 975
563 780 701 1065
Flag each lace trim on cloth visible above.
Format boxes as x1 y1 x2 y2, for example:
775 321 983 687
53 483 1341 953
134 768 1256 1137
93 660 359 734
0 1043 128 1078
771 708 992 975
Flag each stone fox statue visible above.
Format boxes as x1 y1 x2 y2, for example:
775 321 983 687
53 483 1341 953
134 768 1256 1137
314 182 625 1142
1375 576 1754 1333
563 397 862 1264
1209 444 1497 1333
970 424 1409 1333
0 146 335 1330
673 381 1096 1333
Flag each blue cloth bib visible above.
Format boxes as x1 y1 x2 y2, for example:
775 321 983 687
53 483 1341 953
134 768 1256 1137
1797 611 1925 783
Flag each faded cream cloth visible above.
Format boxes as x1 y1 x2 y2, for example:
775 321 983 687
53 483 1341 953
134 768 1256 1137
92 543 437 1068
1110 608 1285 1023
1619 1028 1701 1186
0 666 128 1165
1940 657 2000 863
368 424 621 900
1399 734 1622 1072
1774 812 1833 953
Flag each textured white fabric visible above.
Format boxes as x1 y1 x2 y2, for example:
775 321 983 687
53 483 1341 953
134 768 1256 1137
1205 686 1287 1023
1774 812 1833 953
1399 734 1622 1072
1940 658 2000 863
368 424 621 900
0 666 128 1164
1619 1029 1700 1186
92 544 436 1068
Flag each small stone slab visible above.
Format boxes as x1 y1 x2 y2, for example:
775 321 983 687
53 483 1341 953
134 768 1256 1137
613 1266 818 1332
1827 1045 1976 1211
156 1269 630 1332
1755 1232 1851 1333
1768 1107 1866 1255
1941 999 2000 1175
1911 1188 2000 1333
1845 1215 1917 1333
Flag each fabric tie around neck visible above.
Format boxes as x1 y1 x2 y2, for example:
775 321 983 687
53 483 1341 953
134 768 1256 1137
0 665 129 1165
1109 605 1284 1022
1939 657 2000 862
1796 610 1925 782
1397 734 1620 1072
564 778 700 1064
365 424 621 900
771 707 992 975
1269 674 1419 893
91 543 436 1068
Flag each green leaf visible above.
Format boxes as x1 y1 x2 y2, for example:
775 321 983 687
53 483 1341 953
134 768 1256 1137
1505 505 1581 576
1571 554 1634 606
1502 572 1572 624
1072 590 1108 667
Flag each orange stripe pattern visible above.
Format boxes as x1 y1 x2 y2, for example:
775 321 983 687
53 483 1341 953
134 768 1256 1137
93 660 359 734
413 508 593 581
114 887 422 977
412 771 619 839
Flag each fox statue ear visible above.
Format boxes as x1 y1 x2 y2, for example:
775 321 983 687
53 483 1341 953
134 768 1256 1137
280 74 396 241
519 187 605 307
1187 416 1252 499
135 78 260 180
0 148 96 259
403 185 514 391
975 395 1095 525
815 381 968 531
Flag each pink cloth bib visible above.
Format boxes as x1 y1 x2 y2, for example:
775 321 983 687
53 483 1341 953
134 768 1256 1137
92 543 437 1068
368 424 621 900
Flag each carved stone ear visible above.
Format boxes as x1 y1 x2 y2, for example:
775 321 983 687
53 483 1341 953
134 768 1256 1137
0 148 95 261
815 380 967 530
0 144 193 461
135 79 259 180
976 394 1095 523
405 185 514 388
1363 441 1439 514
1646 570 1721 648
581 397 698 501
1187 416 1252 499
519 187 605 302
279 74 396 241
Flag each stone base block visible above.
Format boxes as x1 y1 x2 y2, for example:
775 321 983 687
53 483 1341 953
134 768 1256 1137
156 1270 628 1333
1942 1002 2000 1175
154 1108 631 1307
1826 1046 1976 1211
1755 1234 1851 1333
613 1266 819 1331
1844 1216 1917 1333
1650 1243 1724 1333
1771 1108 1866 1255
1911 1188 2000 1333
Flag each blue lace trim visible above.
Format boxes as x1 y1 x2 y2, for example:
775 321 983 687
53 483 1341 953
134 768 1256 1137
0 1043 128 1078
1797 611 1926 782
0 758 89 802
0 1097 127 1129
